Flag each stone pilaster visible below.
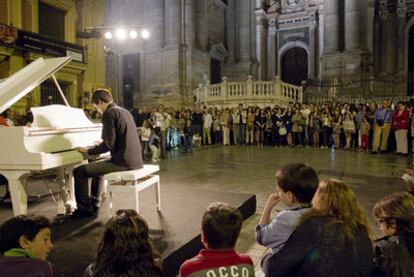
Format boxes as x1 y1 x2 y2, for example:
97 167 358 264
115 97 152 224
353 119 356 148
166 0 180 46
195 0 208 50
323 0 339 54
185 0 194 46
148 0 165 48
345 0 360 51
8 0 22 28
64 7 77 43
237 0 251 63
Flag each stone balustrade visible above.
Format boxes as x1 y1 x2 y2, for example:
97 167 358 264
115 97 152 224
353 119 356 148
195 76 303 108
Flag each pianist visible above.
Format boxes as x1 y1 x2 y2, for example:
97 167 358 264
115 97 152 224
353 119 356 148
73 89 143 218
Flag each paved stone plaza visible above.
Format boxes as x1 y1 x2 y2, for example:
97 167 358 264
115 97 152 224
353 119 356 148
0 145 410 275
158 145 409 273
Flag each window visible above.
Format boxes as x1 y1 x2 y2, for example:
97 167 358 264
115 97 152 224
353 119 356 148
39 2 65 41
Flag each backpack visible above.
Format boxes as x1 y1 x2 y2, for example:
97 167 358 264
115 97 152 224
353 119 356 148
374 235 414 277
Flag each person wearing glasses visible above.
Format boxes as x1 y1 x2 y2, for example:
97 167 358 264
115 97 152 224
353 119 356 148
373 192 414 276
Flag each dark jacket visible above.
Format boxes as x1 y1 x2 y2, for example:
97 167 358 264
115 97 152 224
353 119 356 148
262 216 374 277
374 233 414 277
0 255 54 277
88 103 143 169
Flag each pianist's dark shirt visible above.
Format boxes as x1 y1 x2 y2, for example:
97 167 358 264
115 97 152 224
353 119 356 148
87 103 143 169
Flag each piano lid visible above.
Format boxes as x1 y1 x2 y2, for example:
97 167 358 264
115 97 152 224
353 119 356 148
0 56 72 114
31 104 97 128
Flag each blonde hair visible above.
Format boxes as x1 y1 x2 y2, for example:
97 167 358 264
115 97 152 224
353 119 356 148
310 179 373 242
373 192 414 235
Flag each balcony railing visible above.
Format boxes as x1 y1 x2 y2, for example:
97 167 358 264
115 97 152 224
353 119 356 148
195 76 303 107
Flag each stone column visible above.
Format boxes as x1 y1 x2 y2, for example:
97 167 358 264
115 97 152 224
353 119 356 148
377 0 388 74
237 0 251 62
267 20 277 79
256 11 267 80
195 0 208 50
148 0 165 48
345 0 360 50
384 9 394 74
226 0 236 62
396 1 406 74
166 0 180 46
309 12 318 79
323 0 339 54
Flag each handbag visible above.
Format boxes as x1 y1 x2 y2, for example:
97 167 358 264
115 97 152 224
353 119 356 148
279 127 287 136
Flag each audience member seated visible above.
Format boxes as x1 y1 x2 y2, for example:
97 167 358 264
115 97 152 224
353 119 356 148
84 209 163 277
179 202 254 277
0 215 54 277
262 179 374 277
372 192 414 276
256 163 319 253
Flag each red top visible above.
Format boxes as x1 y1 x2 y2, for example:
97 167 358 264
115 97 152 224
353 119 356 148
179 248 254 277
0 116 8 127
392 110 410 130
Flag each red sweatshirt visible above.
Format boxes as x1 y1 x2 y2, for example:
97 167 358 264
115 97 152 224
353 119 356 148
179 249 255 277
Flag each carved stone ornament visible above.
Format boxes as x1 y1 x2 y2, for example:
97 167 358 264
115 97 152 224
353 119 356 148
287 0 300 6
268 0 281 13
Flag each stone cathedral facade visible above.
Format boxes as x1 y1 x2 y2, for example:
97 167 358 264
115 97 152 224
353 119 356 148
105 0 414 109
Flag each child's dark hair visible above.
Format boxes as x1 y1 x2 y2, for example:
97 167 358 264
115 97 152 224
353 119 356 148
202 202 243 249
91 88 113 104
93 210 162 276
0 215 51 253
276 163 319 203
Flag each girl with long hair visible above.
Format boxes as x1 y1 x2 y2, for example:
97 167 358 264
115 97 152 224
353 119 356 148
373 192 414 276
84 210 162 277
262 179 374 277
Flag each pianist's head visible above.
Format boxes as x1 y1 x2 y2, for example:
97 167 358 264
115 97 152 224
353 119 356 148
0 215 53 260
92 89 113 115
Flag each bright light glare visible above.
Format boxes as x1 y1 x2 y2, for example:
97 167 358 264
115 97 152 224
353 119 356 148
115 28 127 40
104 31 113 40
129 30 138 39
141 29 150 39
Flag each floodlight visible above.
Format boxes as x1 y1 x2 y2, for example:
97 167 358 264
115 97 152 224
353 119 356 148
141 29 150 39
115 28 127 40
104 31 113 40
129 30 138 39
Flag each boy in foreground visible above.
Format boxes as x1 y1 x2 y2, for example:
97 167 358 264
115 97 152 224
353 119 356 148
180 202 255 277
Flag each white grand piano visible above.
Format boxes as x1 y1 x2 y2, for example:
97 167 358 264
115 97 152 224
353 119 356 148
0 56 103 216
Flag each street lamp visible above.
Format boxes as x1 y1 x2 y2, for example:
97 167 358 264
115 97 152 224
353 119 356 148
82 26 150 104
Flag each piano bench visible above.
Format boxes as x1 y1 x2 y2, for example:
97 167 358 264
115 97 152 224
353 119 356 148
103 165 161 215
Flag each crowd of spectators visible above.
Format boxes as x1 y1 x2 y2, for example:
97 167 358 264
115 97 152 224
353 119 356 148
127 99 414 164
1 163 413 276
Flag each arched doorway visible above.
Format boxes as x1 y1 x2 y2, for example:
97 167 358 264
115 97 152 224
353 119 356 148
281 47 308 86
408 25 414 95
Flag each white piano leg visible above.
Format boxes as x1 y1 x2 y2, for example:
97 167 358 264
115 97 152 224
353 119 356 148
65 166 77 212
2 171 29 216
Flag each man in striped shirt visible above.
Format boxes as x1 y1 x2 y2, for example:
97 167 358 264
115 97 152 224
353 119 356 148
179 202 255 277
